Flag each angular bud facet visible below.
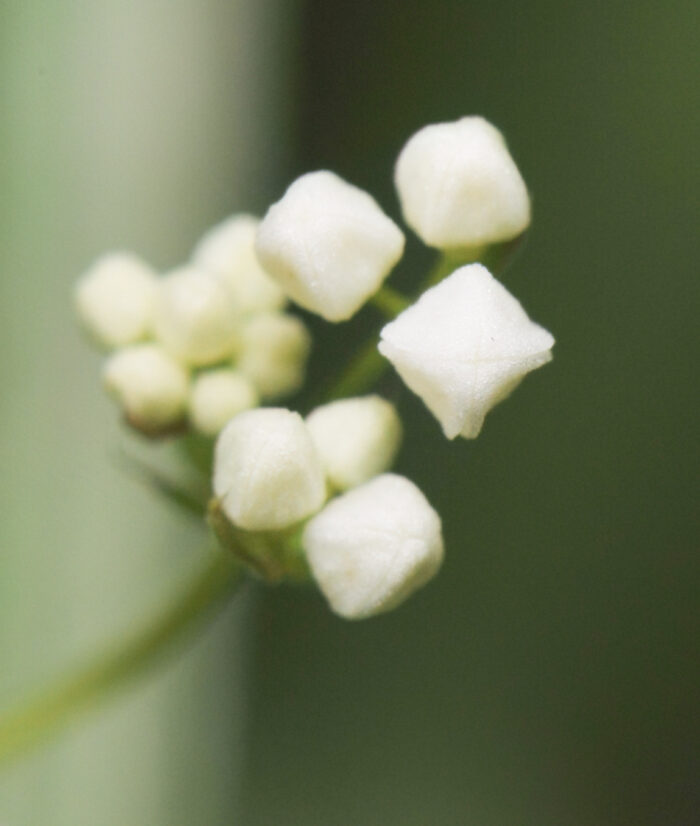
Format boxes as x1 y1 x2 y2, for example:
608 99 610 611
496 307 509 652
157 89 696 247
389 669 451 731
304 474 443 619
256 171 405 322
379 264 554 439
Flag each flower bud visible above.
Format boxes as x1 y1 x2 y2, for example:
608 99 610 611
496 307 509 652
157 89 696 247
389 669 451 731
256 170 405 322
237 312 311 399
103 344 189 433
305 395 402 491
303 474 443 619
192 214 287 314
153 267 240 366
379 264 554 439
188 369 258 436
74 252 156 349
213 408 326 531
395 116 530 249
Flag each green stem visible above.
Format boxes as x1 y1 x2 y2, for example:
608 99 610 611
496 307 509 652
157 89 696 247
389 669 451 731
370 285 411 317
0 548 244 766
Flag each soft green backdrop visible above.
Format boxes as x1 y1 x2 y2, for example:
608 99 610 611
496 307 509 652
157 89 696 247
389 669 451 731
1 2 698 825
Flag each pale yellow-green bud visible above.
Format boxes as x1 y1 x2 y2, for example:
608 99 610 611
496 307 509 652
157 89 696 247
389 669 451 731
188 369 259 436
306 395 402 491
75 252 156 349
237 312 311 399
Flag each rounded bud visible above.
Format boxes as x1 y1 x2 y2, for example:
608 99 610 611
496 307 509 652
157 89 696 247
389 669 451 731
237 312 311 399
256 171 405 322
102 344 189 433
303 474 444 620
379 263 554 439
213 408 326 531
188 369 258 436
192 214 287 314
305 395 402 491
395 116 530 249
153 267 240 366
74 252 156 349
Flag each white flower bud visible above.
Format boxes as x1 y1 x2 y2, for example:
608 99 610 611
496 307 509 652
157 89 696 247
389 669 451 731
379 264 554 439
256 171 405 322
188 369 258 436
103 344 189 432
153 267 240 366
237 312 311 399
74 252 156 349
192 214 287 314
306 395 402 491
395 116 531 249
213 408 326 531
303 474 443 620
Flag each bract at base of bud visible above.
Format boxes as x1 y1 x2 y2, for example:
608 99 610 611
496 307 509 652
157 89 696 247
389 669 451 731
207 498 310 584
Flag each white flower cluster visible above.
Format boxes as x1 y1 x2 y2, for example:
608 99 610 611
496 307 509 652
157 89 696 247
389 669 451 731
75 215 310 436
77 115 554 621
212 399 442 619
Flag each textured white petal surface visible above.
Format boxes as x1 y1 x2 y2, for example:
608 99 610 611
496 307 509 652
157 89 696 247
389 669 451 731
237 312 311 399
75 253 156 349
256 171 405 321
304 474 443 619
379 264 554 439
192 214 287 314
213 408 326 531
395 116 531 249
306 395 402 491
153 267 240 366
102 344 189 430
189 369 258 436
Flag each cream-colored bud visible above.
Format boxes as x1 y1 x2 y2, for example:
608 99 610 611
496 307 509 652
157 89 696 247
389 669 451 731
379 264 554 439
237 312 311 399
213 408 326 531
303 474 443 620
306 395 402 491
395 116 530 249
153 267 240 366
75 252 156 349
188 369 258 436
103 344 189 432
192 214 287 314
256 171 405 322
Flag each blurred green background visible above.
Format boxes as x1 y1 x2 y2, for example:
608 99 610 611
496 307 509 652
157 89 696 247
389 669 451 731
1 1 698 825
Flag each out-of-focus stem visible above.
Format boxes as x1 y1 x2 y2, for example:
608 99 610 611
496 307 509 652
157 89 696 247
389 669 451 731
0 548 244 767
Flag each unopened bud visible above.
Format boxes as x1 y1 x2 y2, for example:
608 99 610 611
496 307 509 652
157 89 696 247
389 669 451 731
237 312 311 399
213 408 326 531
103 344 189 434
153 267 239 366
256 171 405 322
379 264 554 439
75 252 156 349
189 369 258 436
395 116 530 249
303 474 443 619
192 214 287 314
306 395 402 491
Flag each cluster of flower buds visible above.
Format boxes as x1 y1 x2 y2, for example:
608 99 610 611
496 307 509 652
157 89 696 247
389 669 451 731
75 215 310 437
76 116 554 620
